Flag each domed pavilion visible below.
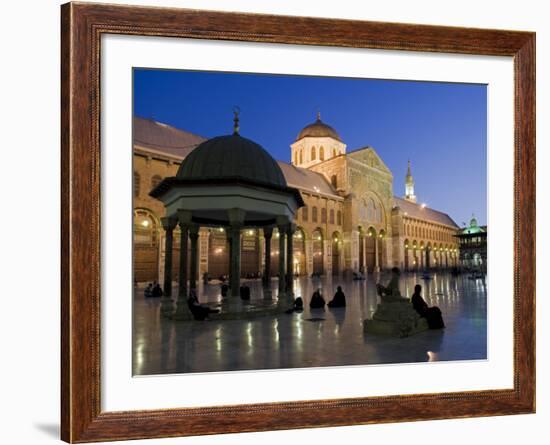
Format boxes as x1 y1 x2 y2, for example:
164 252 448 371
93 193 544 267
150 112 304 319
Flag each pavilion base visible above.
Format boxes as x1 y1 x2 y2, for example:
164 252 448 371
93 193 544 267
363 300 429 337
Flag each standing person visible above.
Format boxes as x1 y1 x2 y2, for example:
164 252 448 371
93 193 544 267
309 288 326 309
328 286 346 307
411 284 445 329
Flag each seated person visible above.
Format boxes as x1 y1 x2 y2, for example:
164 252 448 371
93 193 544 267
411 284 445 329
187 291 219 321
152 283 163 298
376 267 408 303
309 288 326 309
285 297 304 314
328 286 346 307
144 283 153 298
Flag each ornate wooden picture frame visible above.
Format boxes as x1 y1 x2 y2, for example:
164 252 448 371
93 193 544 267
61 2 535 442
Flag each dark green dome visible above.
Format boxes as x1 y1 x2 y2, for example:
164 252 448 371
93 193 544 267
176 134 287 188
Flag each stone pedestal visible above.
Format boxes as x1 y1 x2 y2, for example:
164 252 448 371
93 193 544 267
364 300 428 337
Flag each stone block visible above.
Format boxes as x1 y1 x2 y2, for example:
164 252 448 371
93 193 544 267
363 300 429 337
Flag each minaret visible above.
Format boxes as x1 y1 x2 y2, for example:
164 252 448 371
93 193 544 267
405 159 417 203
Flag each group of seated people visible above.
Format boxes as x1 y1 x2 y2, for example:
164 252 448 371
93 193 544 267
144 282 163 298
309 286 346 309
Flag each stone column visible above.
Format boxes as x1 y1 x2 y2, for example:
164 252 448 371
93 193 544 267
362 235 368 273
277 220 287 298
229 225 242 298
189 224 199 293
160 216 177 315
305 238 313 276
228 209 246 298
286 223 296 298
173 212 192 320
374 233 380 272
263 226 273 298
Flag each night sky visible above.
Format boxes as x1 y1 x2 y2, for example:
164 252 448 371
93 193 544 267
134 69 487 227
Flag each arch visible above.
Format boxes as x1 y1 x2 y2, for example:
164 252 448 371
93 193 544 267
241 228 260 277
358 226 366 272
312 228 324 275
365 226 377 271
311 146 316 161
208 227 229 278
410 239 419 270
133 208 160 246
360 192 386 226
425 242 432 269
319 146 325 161
133 208 160 282
293 227 307 275
271 227 282 276
378 229 387 268
331 231 342 275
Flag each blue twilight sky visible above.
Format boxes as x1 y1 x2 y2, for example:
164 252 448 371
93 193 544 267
134 69 487 227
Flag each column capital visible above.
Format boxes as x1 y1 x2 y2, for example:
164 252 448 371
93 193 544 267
263 226 274 238
161 216 177 231
276 215 290 227
286 223 297 235
177 209 193 228
227 208 246 225
189 223 200 238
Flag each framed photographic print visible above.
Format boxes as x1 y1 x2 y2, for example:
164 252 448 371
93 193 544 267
61 2 535 442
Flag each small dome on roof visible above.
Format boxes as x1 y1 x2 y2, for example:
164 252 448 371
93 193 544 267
176 133 287 188
296 112 342 142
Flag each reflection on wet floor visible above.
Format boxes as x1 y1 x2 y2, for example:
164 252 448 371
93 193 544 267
133 271 487 375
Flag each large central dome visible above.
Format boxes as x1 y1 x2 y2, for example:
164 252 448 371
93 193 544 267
296 113 342 142
176 133 287 188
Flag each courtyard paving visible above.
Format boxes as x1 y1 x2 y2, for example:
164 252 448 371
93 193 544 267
133 271 487 375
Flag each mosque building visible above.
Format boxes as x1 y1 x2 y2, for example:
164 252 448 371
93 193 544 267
133 114 460 283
